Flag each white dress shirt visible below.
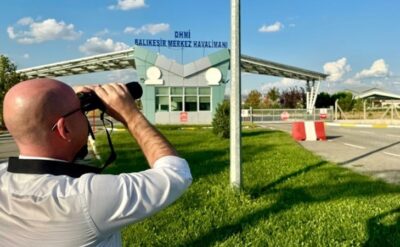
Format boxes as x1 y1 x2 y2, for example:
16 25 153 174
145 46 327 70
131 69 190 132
0 156 192 247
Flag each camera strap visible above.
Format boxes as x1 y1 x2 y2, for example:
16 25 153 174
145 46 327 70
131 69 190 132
98 111 116 172
7 157 101 178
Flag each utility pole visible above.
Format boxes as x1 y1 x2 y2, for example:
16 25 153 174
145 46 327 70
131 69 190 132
230 0 242 189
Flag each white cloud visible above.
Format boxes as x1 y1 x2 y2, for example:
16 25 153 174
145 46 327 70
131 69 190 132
95 28 110 36
355 59 390 79
261 78 303 93
108 0 147 10
107 69 138 82
323 57 351 82
7 27 16 39
7 18 82 44
23 53 30 59
79 37 130 55
17 17 34 26
124 23 170 35
258 22 284 33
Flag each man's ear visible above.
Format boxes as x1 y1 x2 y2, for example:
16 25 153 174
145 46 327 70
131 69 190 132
54 118 71 142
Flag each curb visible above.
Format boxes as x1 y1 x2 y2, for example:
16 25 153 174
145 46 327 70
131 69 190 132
326 122 400 129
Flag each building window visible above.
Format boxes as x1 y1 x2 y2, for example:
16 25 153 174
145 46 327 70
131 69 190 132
155 86 211 112
199 96 211 111
155 87 169 111
156 96 169 111
199 87 211 111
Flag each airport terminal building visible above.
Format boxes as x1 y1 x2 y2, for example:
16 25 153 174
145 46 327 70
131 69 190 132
17 33 327 124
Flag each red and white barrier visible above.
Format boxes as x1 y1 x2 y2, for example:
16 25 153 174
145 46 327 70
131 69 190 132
291 121 326 141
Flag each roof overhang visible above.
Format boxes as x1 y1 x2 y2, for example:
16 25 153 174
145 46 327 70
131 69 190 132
241 54 327 81
17 48 328 82
17 48 135 79
355 89 400 100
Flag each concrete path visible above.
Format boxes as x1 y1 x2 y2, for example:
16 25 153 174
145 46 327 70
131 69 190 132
0 133 18 162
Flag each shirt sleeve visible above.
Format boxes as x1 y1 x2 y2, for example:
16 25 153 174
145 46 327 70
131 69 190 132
78 156 192 236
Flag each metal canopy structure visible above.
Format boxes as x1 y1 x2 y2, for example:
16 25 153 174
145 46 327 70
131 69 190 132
18 48 135 79
17 48 327 83
241 54 327 82
355 88 400 100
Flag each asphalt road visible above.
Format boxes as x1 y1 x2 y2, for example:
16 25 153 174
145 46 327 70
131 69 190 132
0 133 18 162
259 123 400 184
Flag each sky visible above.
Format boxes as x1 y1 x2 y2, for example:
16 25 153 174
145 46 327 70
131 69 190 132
1 0 400 95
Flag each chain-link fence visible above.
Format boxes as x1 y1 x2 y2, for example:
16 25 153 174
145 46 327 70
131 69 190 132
241 108 334 123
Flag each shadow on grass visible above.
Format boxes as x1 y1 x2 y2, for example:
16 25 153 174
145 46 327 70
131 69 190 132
249 161 328 199
182 160 400 246
242 130 281 138
364 207 400 247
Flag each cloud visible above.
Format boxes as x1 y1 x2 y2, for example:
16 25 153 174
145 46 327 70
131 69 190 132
7 17 82 44
108 0 147 10
23 53 30 59
323 57 351 82
17 17 34 25
261 78 304 93
107 69 138 82
79 37 130 55
355 59 390 79
258 22 284 33
124 23 170 35
95 28 110 36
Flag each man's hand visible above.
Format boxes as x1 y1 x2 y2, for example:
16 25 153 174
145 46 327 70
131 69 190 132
94 83 139 125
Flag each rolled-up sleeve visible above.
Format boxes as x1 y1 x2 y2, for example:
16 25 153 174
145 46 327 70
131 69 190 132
78 156 192 235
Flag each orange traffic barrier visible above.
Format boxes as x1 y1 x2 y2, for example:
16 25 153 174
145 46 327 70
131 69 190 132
292 121 326 141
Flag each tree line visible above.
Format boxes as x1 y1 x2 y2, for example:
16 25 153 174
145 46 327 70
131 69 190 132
244 87 360 111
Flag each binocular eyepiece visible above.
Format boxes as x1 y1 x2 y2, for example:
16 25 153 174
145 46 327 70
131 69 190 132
77 82 143 112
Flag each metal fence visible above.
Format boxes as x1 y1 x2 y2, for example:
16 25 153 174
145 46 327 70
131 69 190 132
241 108 334 123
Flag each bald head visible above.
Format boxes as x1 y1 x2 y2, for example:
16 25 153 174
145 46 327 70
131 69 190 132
3 78 79 145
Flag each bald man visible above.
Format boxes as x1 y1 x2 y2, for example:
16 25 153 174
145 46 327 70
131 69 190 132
0 78 192 246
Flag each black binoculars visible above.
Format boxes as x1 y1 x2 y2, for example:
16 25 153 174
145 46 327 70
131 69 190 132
77 82 143 112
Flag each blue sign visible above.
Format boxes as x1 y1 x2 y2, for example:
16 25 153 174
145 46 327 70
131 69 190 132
134 30 228 49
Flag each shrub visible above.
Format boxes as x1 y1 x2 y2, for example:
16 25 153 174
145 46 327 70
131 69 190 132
212 100 230 138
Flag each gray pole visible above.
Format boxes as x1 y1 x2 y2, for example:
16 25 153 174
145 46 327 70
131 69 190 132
230 0 242 189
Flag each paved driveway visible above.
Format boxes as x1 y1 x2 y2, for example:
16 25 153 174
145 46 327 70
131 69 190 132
259 123 400 184
0 133 18 162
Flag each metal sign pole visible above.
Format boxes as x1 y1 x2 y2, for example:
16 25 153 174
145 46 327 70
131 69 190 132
230 0 242 189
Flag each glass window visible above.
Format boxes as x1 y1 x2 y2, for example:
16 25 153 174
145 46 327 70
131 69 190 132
185 96 197 112
199 87 211 95
171 96 183 111
199 96 211 111
185 87 197 95
171 87 183 95
156 96 169 111
156 87 169 95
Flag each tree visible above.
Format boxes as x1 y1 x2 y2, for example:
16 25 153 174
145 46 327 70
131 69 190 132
212 100 230 138
332 91 354 112
315 92 334 108
263 87 280 108
0 55 26 128
244 90 262 109
279 86 306 108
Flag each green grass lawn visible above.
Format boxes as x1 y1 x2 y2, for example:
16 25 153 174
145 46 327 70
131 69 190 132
95 126 400 246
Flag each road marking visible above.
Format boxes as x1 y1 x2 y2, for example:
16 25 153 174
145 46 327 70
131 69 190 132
359 130 373 134
343 142 366 149
387 134 400 138
383 152 400 157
